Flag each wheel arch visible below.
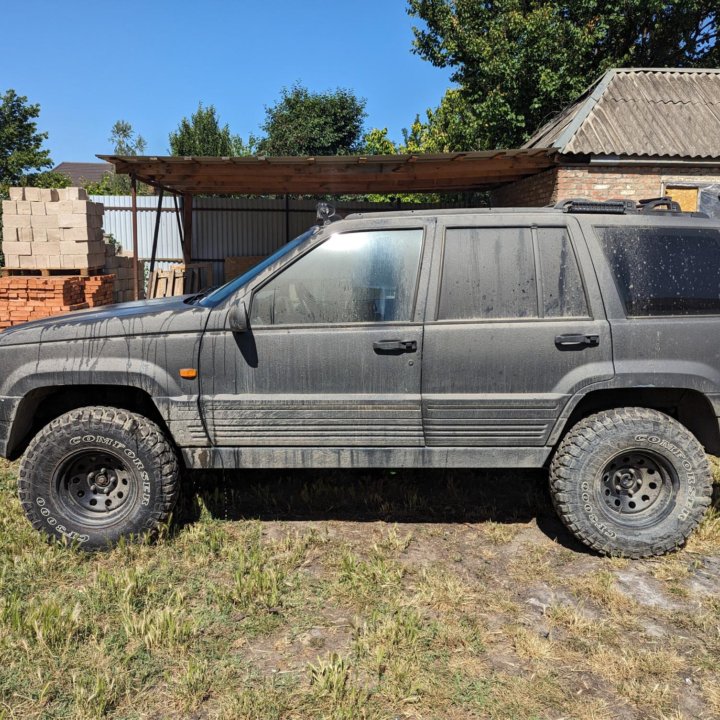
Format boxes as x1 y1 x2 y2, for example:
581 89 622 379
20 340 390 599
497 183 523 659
551 387 720 455
5 385 171 460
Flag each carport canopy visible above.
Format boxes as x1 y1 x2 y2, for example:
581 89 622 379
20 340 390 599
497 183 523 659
98 149 557 300
98 148 556 195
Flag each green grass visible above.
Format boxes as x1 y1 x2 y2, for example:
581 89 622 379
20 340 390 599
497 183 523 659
1 458 719 719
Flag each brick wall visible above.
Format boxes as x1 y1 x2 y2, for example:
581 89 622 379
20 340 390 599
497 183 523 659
492 164 720 207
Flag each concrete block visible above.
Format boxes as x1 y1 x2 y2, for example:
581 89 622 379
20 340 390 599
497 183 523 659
32 255 50 268
45 255 61 267
2 227 19 242
55 200 75 214
31 215 59 230
89 253 106 267
3 254 19 268
60 241 91 255
1 200 16 214
61 254 89 269
31 201 46 215
72 200 91 214
23 187 42 202
8 187 24 201
62 227 92 242
46 229 62 243
16 201 32 215
62 187 88 201
18 226 34 242
19 255 37 269
2 241 32 256
45 242 61 255
1 215 20 228
39 189 58 202
32 227 48 242
57 214 88 229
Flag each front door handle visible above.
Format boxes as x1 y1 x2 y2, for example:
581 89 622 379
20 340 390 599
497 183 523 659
555 333 600 350
373 339 417 354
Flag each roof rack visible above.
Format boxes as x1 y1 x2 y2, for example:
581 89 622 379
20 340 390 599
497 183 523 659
555 197 708 218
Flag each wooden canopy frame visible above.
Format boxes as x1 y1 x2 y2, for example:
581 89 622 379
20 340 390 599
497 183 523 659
98 149 557 299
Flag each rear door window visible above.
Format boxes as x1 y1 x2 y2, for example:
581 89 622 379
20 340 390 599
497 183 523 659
595 226 720 316
437 226 588 321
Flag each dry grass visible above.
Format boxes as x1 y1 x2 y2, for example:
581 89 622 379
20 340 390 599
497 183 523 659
0 458 719 719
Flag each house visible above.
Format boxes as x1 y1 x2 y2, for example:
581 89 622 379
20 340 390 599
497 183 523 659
52 161 114 186
492 68 720 216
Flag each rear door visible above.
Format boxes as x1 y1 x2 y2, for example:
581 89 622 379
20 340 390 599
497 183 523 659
421 214 614 447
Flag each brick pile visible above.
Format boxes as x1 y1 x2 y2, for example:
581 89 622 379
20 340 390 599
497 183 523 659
104 240 145 302
0 277 89 330
2 186 105 270
83 275 115 307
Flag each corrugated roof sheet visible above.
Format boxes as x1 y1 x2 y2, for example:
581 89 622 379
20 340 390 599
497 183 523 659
523 68 720 159
53 161 113 184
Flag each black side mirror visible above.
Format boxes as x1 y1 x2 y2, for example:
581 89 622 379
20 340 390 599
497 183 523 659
228 300 249 333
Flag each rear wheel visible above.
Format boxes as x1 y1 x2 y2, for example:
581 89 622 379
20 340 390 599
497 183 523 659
549 407 713 558
18 406 179 550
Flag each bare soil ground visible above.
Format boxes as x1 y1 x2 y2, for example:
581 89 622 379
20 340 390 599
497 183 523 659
1 457 719 719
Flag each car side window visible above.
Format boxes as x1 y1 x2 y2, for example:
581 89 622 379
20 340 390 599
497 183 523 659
437 226 588 321
537 227 589 318
438 227 538 320
251 228 424 326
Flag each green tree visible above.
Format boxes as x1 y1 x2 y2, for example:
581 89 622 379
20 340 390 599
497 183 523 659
258 84 367 156
110 120 146 156
169 103 241 156
407 1 719 150
84 120 148 195
0 89 55 265
0 89 53 193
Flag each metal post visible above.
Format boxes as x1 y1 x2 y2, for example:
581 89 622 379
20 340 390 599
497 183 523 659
150 187 164 274
172 193 184 247
284 193 290 243
182 193 193 265
131 175 139 300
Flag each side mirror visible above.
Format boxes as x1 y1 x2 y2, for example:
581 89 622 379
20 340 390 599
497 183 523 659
228 300 249 333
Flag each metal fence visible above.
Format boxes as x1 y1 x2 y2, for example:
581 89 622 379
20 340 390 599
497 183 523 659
92 195 446 285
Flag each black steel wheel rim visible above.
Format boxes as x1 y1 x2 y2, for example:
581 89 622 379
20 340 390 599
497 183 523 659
595 449 679 527
53 449 137 526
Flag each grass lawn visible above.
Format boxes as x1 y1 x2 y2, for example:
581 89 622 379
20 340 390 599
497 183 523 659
1 457 719 719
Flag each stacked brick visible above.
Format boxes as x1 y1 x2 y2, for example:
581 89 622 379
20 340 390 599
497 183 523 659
0 277 88 330
2 187 106 270
104 240 145 302
83 275 115 307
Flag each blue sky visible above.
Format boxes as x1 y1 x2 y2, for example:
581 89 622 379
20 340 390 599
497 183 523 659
2 1 453 164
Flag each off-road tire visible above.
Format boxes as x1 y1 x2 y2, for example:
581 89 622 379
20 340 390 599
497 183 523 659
549 407 713 558
18 406 179 550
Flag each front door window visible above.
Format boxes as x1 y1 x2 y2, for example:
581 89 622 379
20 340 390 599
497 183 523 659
250 229 424 326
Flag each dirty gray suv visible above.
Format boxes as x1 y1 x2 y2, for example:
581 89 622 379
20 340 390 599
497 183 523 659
1 198 718 557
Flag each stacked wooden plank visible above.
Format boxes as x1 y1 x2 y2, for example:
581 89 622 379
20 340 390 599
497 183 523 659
147 263 213 299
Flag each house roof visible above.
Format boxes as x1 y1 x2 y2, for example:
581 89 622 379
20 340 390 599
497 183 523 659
53 161 113 185
97 149 556 195
523 68 720 160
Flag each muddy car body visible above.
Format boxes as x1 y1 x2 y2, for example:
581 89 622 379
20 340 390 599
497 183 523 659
1 199 719 555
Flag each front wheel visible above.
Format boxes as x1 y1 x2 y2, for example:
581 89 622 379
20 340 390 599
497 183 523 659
549 407 713 558
18 406 180 550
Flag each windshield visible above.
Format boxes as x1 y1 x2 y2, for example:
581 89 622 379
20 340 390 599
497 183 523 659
199 228 317 306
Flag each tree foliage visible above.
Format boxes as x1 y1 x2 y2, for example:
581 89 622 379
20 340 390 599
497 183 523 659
0 89 53 192
110 120 146 156
258 84 367 156
169 103 242 156
407 0 720 150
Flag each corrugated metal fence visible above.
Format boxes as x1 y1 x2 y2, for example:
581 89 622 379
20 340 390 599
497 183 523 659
92 196 444 285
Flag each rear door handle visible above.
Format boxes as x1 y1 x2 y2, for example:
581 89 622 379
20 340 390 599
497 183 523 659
373 339 417 353
555 333 600 349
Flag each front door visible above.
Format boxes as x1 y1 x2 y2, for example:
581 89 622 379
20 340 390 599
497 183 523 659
421 215 614 446
200 222 432 447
